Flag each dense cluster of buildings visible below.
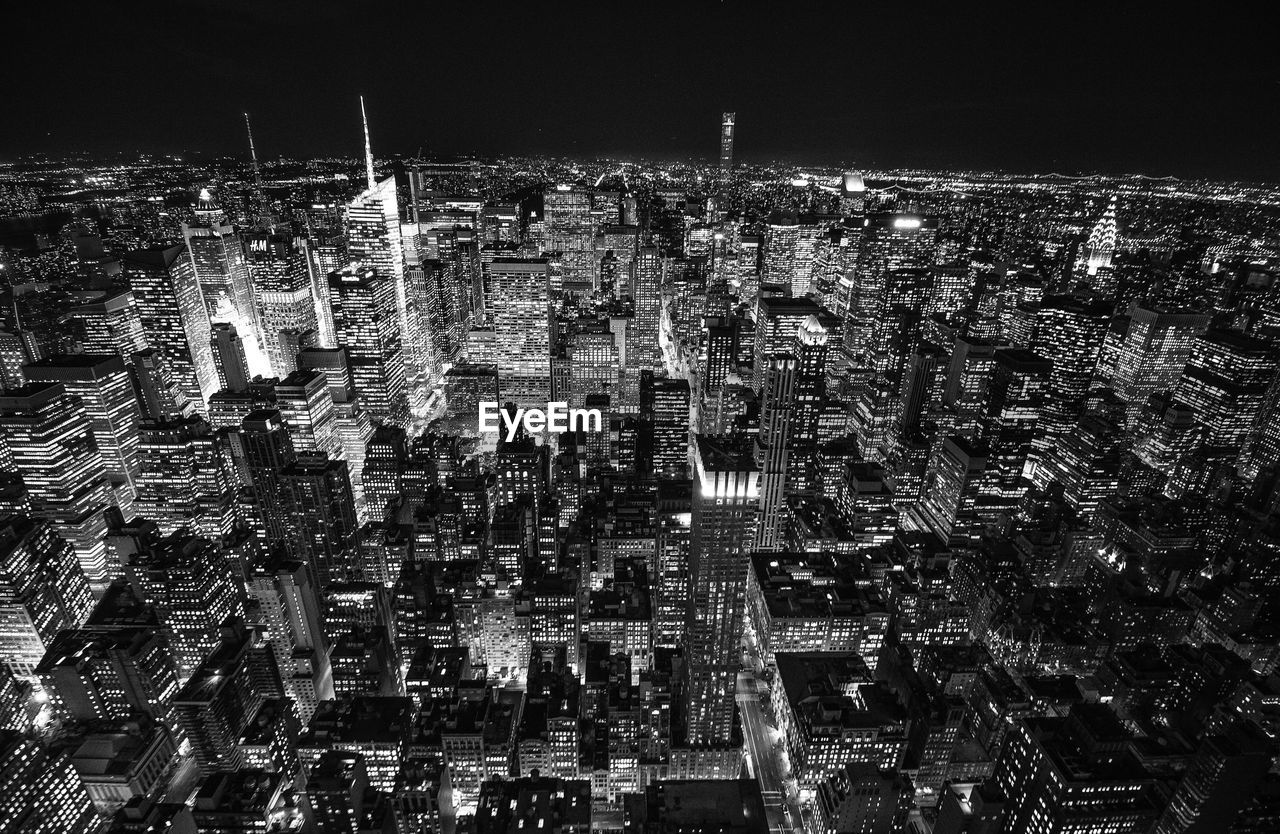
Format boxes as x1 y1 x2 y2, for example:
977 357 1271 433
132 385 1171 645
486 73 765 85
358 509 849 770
1 106 1280 834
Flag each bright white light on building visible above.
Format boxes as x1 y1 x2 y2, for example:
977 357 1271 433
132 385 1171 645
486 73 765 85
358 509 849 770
893 217 922 230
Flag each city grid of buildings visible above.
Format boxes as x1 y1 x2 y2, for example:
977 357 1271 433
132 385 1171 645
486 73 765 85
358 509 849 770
0 102 1280 834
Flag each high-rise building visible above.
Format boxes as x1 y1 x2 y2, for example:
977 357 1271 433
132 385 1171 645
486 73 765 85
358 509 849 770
246 231 318 377
844 213 938 370
719 112 736 183
1153 724 1271 834
685 435 759 745
815 764 913 834
995 707 1160 834
1172 329 1275 449
328 264 409 427
0 731 101 834
1079 197 1118 277
182 189 259 352
486 258 552 407
173 621 286 775
916 437 987 547
1032 296 1110 438
245 553 333 724
346 120 416 417
627 246 664 381
0 382 113 581
1112 303 1210 427
0 515 93 677
570 322 622 408
641 372 691 479
69 290 147 362
838 172 866 217
135 416 237 540
210 321 252 393
123 245 219 412
23 353 143 501
234 409 297 545
763 213 824 298
274 368 342 459
117 528 245 679
283 454 361 585
37 621 180 723
982 349 1051 507
307 749 373 833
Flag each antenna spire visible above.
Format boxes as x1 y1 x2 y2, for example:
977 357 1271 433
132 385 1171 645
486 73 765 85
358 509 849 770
244 112 265 193
361 96 376 191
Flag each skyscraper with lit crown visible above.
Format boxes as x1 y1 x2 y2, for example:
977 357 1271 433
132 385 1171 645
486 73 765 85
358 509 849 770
685 435 759 745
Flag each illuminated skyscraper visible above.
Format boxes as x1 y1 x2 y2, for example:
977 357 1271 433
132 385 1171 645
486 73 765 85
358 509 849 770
685 435 759 745
173 621 285 775
234 409 297 545
917 437 987 547
541 186 597 290
625 246 665 399
719 112 735 180
274 368 342 459
0 732 101 834
569 321 621 408
23 354 143 502
307 231 346 347
245 554 334 724
1171 329 1275 450
183 188 255 320
787 314 831 491
838 172 866 217
1080 197 1118 277
283 454 360 585
135 416 238 540
763 213 823 298
486 258 552 407
346 102 415 420
0 382 112 582
37 617 180 724
328 264 409 427
69 290 147 362
640 372 691 479
845 214 938 372
982 349 1051 508
123 245 219 412
1032 296 1110 438
247 232 318 377
752 296 822 393
117 528 245 679
995 708 1159 834
0 515 93 677
1112 303 1210 427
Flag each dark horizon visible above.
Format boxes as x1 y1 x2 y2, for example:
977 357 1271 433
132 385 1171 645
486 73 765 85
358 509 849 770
5 4 1279 180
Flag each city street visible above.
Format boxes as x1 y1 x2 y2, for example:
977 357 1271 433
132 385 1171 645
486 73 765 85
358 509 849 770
738 670 804 834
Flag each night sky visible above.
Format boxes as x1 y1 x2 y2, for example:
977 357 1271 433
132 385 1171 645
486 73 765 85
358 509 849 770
5 3 1277 181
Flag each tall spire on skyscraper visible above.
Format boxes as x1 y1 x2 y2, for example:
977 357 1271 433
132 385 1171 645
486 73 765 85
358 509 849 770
243 112 277 230
361 95 376 191
244 112 265 194
1084 196 1118 275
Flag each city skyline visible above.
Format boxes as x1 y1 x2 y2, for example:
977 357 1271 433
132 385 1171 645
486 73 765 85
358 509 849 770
4 7 1280 834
